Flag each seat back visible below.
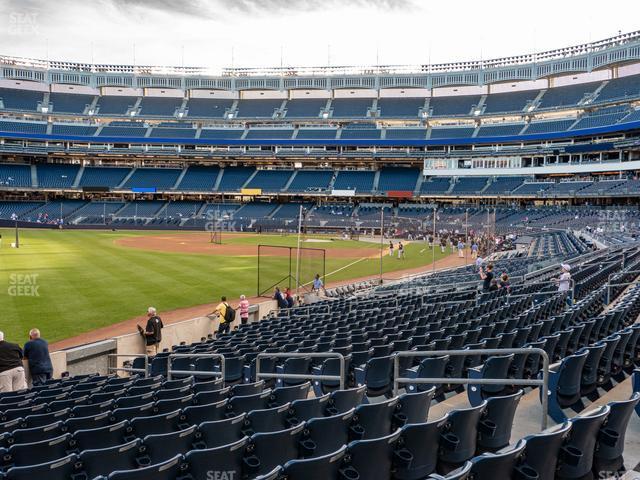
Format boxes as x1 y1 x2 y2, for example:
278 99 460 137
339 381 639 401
344 429 402 480
302 409 354 458
557 406 610 479
438 402 486 465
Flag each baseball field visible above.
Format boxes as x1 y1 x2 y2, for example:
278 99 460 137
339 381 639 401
0 228 453 344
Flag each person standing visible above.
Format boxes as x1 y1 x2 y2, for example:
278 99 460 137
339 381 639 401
285 287 295 308
388 241 394 257
239 295 250 326
457 239 465 258
143 307 163 355
555 264 573 306
0 331 27 392
23 328 53 386
273 287 288 309
499 273 511 292
471 242 479 259
214 297 233 335
479 263 494 292
312 274 325 294
397 242 405 259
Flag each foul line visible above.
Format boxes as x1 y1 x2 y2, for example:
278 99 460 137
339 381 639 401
299 256 370 288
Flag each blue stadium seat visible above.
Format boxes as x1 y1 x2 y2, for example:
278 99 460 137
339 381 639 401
427 461 472 480
245 404 292 435
593 393 640 475
154 395 193 415
5 433 72 468
244 424 305 477
4 454 80 480
186 98 233 118
130 410 182 437
404 355 449 397
183 436 248 480
545 349 589 422
0 88 43 111
288 394 330 425
476 391 522 452
227 390 272 417
71 420 129 450
78 440 143 479
49 92 94 114
469 440 531 480
521 422 572 480
437 402 487 472
326 386 366 416
354 355 395 398
65 412 112 432
198 414 246 449
111 403 155 423
140 425 197 465
106 454 183 480
269 382 310 406
342 429 403 480
395 419 443 479
395 389 435 425
283 98 326 118
556 406 610 479
467 354 514 405
351 397 399 440
9 421 65 445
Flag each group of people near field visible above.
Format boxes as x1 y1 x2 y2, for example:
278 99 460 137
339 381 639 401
0 328 53 392
388 241 406 259
139 273 327 352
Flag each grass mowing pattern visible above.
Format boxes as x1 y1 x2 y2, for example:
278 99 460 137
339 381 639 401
0 229 449 343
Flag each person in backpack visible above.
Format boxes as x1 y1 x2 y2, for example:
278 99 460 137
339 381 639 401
214 296 235 335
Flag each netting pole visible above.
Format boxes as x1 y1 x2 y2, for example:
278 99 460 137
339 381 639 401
432 207 436 272
465 208 469 266
379 208 384 284
295 205 303 297
14 218 19 248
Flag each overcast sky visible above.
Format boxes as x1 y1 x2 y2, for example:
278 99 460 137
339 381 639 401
1 0 639 71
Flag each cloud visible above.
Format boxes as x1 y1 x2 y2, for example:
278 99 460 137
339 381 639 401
108 0 416 17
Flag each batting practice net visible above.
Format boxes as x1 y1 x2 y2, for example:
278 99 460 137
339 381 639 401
210 230 222 245
257 245 326 297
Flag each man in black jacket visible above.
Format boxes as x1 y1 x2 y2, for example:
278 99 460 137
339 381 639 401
0 331 27 392
140 307 163 355
24 328 54 386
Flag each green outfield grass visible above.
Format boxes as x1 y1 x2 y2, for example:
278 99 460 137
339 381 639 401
0 229 449 343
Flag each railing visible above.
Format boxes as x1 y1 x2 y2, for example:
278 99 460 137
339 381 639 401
605 270 640 304
256 352 345 390
107 354 149 377
166 353 225 381
392 348 551 430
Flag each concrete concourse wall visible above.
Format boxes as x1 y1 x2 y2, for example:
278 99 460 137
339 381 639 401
48 299 277 378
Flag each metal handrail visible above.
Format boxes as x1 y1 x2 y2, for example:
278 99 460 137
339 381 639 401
107 354 149 377
392 348 550 430
256 352 345 390
272 303 332 318
166 353 225 381
606 276 640 304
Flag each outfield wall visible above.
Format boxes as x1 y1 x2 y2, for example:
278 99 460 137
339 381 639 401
37 299 277 380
